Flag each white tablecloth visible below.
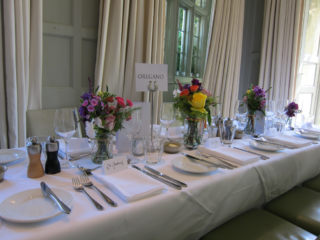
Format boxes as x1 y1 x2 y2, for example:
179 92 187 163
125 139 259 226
1 132 320 240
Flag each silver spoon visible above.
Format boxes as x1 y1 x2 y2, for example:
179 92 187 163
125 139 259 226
77 166 101 175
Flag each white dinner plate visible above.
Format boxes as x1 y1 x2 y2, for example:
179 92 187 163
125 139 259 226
172 156 218 173
294 131 320 140
0 188 73 223
0 149 27 164
249 140 285 152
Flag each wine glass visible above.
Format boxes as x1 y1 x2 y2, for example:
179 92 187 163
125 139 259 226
160 103 176 141
265 100 276 130
276 99 288 119
234 100 248 130
123 110 142 164
54 108 78 169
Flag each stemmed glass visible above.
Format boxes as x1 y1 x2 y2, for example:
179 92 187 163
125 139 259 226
160 103 176 141
234 100 248 130
54 108 78 169
276 99 289 119
123 110 142 164
265 100 276 130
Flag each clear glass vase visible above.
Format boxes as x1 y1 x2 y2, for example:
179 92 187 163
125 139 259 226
91 133 113 164
244 110 256 135
183 116 204 149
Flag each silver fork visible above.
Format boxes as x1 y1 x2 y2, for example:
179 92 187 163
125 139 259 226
72 177 104 210
196 150 238 168
79 173 117 207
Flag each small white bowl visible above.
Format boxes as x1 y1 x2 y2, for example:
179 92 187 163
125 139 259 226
164 142 181 154
0 165 7 182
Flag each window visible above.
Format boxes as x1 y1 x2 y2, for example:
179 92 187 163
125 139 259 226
163 0 212 102
296 0 320 124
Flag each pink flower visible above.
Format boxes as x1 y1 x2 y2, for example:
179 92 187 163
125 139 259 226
90 99 98 106
86 115 90 119
201 88 212 97
93 95 101 100
88 105 95 112
260 100 266 108
126 115 132 121
101 102 105 108
126 99 133 107
105 115 115 131
109 106 115 111
243 96 248 102
82 100 88 107
115 97 126 108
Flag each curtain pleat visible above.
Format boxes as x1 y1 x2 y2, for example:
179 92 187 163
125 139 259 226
1 0 42 148
203 0 245 118
95 0 165 124
259 0 302 101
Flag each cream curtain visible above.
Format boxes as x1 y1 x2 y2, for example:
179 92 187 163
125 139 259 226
94 0 165 123
259 0 303 101
0 0 42 148
203 0 245 118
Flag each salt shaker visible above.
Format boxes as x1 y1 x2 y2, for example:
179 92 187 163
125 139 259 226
45 136 61 174
27 138 44 178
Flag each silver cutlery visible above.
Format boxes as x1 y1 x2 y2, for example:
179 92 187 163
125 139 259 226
195 150 237 169
72 177 104 210
256 137 297 149
230 146 269 160
132 165 182 190
77 166 101 175
181 153 228 169
40 182 71 214
58 152 91 161
79 173 117 207
298 128 320 135
144 166 187 187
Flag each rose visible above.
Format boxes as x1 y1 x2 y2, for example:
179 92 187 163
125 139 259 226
115 97 126 108
126 115 132 121
190 85 199 92
105 115 115 131
201 88 212 97
85 121 95 138
126 99 133 107
180 89 189 96
189 93 207 113
90 99 98 106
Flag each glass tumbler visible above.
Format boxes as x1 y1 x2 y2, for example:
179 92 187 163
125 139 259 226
144 136 164 164
219 119 237 145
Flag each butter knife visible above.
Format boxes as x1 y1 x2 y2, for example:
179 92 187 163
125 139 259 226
181 153 225 168
144 166 187 187
230 146 269 160
131 165 181 190
40 182 71 214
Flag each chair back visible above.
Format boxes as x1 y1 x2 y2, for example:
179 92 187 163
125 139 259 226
26 108 83 138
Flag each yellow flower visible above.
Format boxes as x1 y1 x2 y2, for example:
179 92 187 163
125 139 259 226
247 90 250 94
189 93 207 114
98 91 102 96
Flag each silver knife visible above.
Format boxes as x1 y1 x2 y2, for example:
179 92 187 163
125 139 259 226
230 146 269 160
144 166 187 187
181 153 225 169
253 139 296 149
40 182 71 214
131 165 182 190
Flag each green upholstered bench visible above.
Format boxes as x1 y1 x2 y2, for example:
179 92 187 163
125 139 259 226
303 174 320 192
200 208 315 240
264 186 320 236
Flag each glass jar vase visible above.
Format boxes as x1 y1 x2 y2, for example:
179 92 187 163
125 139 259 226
183 116 204 149
91 133 113 164
244 110 256 135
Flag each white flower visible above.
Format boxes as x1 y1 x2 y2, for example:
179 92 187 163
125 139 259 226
173 89 181 97
94 117 103 128
85 121 96 139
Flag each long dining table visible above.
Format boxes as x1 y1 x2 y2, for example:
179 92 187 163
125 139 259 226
1 131 320 240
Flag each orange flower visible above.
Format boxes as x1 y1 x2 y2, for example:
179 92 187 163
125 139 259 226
190 85 199 92
180 89 189 97
104 97 114 103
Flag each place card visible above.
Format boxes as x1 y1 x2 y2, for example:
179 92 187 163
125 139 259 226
69 138 89 151
135 63 168 92
303 122 313 129
205 137 221 149
102 155 128 175
265 128 278 137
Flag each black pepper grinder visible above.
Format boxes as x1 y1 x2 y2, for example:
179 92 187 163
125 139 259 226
45 136 61 174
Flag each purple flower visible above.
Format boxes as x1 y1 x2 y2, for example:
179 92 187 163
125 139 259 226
285 102 299 117
253 86 265 98
88 105 95 112
90 99 98 106
82 100 88 107
80 92 92 101
183 84 190 90
191 78 200 86
86 115 90 119
78 106 87 118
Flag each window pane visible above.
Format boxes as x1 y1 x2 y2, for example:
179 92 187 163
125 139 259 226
305 0 320 56
177 31 184 53
193 37 198 56
179 8 186 31
301 63 317 86
176 53 181 73
299 93 313 116
195 0 201 7
194 17 200 36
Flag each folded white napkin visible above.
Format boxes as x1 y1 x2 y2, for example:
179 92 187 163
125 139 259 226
302 125 320 134
58 138 93 158
264 134 312 148
198 146 259 166
96 168 167 202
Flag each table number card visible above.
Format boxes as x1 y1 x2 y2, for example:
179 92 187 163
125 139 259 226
205 137 221 149
265 127 278 137
303 122 313 129
102 156 128 175
135 63 168 92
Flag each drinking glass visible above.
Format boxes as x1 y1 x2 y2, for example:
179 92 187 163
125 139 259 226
160 103 176 141
276 99 288 119
54 108 78 169
123 110 142 164
234 100 248 130
208 103 222 137
265 100 276 130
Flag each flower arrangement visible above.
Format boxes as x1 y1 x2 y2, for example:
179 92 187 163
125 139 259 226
241 85 271 115
79 78 139 139
173 78 217 124
285 102 299 118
